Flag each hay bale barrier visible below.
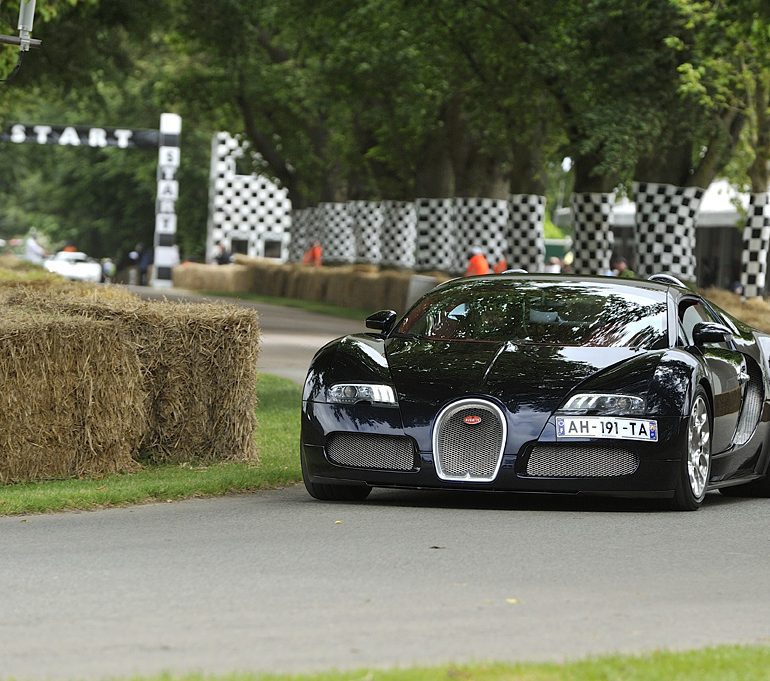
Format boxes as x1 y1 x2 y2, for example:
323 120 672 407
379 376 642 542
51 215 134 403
133 302 260 465
0 309 145 483
175 256 447 313
1 281 261 484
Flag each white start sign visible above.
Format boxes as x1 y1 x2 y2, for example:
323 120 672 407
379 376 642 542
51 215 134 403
4 124 161 149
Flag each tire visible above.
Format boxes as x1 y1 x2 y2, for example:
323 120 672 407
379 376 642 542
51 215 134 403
301 448 372 501
670 388 712 511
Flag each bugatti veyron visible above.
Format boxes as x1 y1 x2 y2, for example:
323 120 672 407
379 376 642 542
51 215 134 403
300 274 770 510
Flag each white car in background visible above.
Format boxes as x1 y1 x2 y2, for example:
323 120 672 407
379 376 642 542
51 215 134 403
44 251 103 282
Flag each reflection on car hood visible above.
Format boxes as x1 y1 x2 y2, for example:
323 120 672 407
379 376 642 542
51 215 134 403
386 337 643 413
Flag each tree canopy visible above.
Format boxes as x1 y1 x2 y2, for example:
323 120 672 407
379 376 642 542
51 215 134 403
0 0 767 258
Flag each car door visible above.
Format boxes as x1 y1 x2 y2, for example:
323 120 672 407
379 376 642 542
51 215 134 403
678 299 746 453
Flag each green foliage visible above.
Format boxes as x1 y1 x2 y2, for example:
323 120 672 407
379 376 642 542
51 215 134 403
1 0 768 257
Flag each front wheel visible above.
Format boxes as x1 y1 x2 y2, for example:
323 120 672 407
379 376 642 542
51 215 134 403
670 389 712 511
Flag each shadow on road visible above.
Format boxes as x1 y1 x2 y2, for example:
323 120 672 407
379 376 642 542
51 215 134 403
298 486 739 514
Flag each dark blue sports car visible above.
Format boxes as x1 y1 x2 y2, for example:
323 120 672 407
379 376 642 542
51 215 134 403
301 274 770 510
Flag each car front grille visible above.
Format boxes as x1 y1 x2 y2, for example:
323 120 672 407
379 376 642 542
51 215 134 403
326 433 416 471
433 399 506 482
525 444 639 478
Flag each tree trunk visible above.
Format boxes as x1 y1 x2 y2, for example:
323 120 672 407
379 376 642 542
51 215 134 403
415 126 455 198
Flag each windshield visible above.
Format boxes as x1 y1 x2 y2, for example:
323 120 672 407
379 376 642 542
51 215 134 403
395 280 668 349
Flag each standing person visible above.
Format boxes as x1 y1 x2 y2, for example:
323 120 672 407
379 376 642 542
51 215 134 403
302 241 323 267
465 246 491 276
101 257 116 283
212 240 231 265
139 246 153 285
610 255 636 279
24 228 45 264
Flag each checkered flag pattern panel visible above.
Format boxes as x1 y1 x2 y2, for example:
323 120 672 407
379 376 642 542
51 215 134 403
506 194 546 273
415 198 457 271
319 202 356 263
348 201 383 264
740 192 770 298
452 198 509 272
570 193 615 275
208 132 291 261
289 208 311 262
380 201 417 268
633 182 704 280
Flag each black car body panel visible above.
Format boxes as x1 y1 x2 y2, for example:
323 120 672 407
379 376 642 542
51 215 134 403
301 275 770 503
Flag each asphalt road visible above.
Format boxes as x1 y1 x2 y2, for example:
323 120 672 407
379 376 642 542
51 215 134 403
2 290 769 680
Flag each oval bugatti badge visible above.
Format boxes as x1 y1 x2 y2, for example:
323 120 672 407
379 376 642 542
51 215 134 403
463 415 482 425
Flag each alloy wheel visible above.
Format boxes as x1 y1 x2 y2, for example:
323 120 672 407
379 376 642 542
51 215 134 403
687 395 710 499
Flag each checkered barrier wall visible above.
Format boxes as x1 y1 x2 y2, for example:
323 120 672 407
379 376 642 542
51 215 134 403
507 194 546 273
288 208 312 262
207 132 291 261
348 200 383 264
318 202 356 264
570 193 615 275
380 200 417 268
633 182 704 280
452 197 509 272
740 192 770 298
415 198 457 271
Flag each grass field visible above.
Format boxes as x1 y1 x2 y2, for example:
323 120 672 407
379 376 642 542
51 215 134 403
0 374 302 516
59 645 770 680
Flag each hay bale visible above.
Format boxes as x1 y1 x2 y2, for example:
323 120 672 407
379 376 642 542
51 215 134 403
381 271 414 311
346 271 390 312
7 288 261 466
702 287 770 334
172 262 256 293
0 309 145 483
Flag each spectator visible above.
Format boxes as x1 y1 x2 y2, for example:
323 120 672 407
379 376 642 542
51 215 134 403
24 228 45 264
465 246 491 276
493 257 508 274
139 246 153 285
610 255 636 279
212 241 232 265
62 241 77 252
302 241 323 267
101 257 116 283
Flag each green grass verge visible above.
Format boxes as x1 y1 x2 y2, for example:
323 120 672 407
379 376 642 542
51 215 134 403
0 374 302 516
62 645 770 680
202 290 374 320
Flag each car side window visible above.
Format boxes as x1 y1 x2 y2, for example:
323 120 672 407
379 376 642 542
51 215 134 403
679 301 729 349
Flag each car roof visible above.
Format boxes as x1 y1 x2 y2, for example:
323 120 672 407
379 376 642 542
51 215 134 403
438 273 689 297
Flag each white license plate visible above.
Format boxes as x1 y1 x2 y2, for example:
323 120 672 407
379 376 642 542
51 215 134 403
556 416 658 442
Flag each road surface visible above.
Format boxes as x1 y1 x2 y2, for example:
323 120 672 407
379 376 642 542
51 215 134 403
1 290 769 680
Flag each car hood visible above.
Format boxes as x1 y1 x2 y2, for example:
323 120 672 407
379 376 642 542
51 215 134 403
386 337 647 412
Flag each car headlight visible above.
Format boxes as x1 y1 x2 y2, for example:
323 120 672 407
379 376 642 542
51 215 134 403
561 393 645 415
327 383 398 406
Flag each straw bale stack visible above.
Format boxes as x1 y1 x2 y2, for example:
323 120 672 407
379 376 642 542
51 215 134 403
7 288 261 468
132 301 260 464
172 262 257 293
0 308 145 483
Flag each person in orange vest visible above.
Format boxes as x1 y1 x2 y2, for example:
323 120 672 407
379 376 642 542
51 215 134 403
465 247 491 276
492 257 508 274
302 241 323 267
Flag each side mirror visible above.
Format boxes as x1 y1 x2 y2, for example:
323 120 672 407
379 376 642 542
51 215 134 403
692 321 731 345
366 309 398 334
